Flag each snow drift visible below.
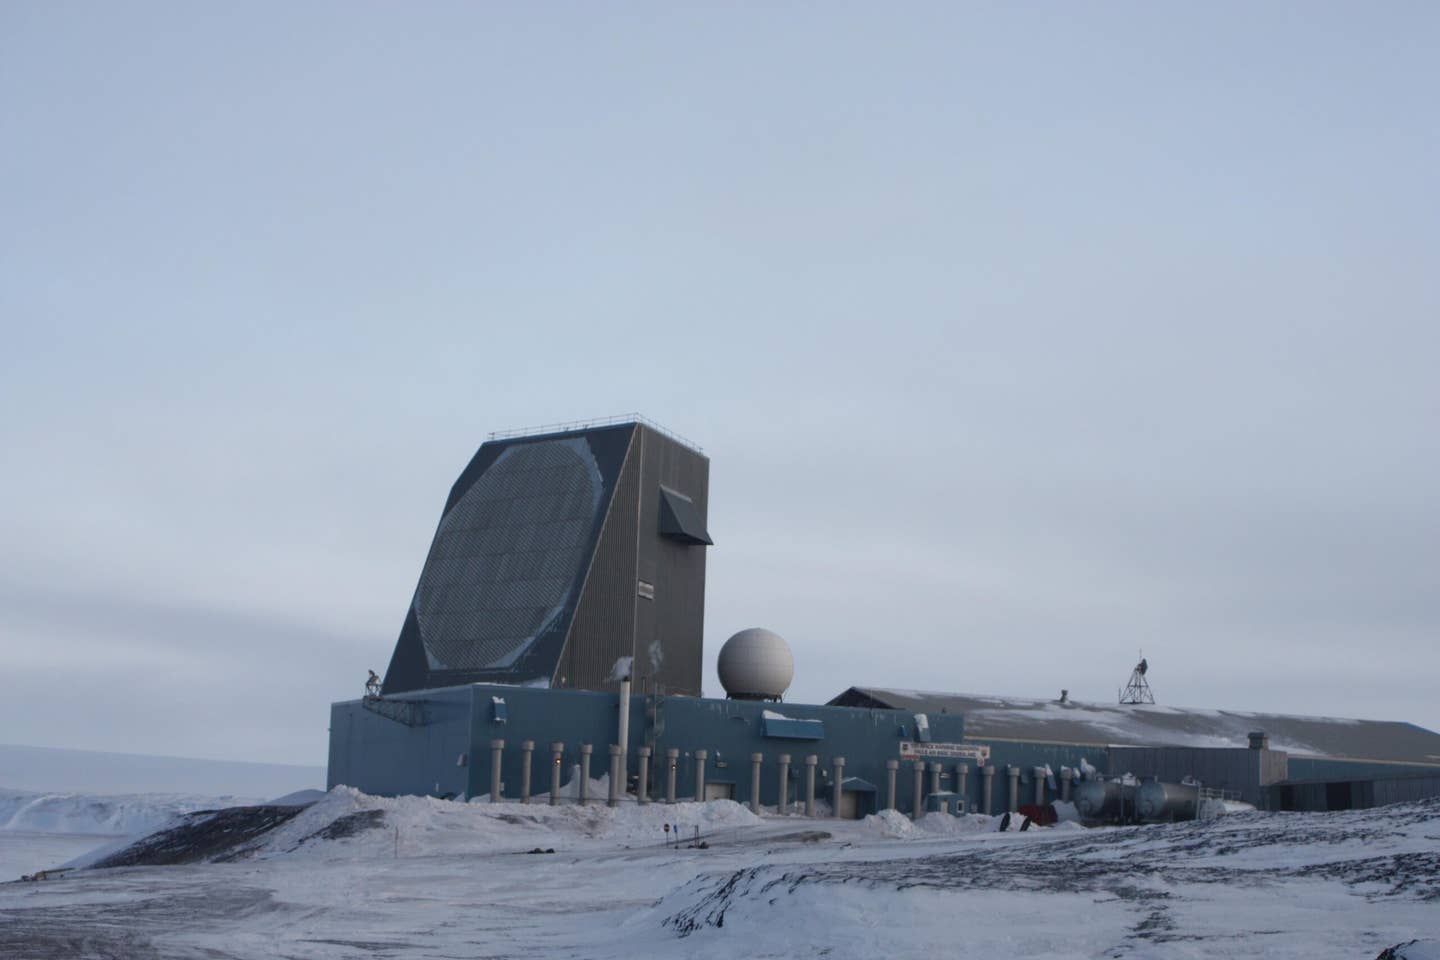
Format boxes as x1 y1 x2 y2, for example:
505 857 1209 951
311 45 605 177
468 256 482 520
0 787 255 837
74 786 766 866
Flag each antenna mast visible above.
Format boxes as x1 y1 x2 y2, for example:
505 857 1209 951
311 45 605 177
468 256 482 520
1119 652 1155 705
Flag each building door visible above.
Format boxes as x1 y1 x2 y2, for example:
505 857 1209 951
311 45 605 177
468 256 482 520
704 782 734 802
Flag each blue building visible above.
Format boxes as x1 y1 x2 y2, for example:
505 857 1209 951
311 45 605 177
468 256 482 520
329 419 1440 818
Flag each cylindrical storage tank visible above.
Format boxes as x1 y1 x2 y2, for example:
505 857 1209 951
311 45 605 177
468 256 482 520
1075 780 1142 823
1137 781 1201 822
1074 780 1122 821
717 629 795 701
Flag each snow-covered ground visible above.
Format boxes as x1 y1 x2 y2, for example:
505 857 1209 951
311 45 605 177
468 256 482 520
1 788 1436 958
0 742 324 885
0 833 113 885
0 787 264 882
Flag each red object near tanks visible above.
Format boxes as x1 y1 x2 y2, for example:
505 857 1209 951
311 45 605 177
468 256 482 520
1017 803 1057 826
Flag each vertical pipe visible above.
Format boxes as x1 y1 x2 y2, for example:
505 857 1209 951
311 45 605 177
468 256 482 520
617 677 631 776
637 746 651 804
665 747 679 804
1006 765 1020 813
579 744 593 806
1033 767 1047 807
981 765 995 815
831 757 845 818
912 760 926 819
804 755 818 817
777 755 791 814
549 742 564 806
956 764 969 812
885 759 899 812
489 739 505 803
519 740 534 804
608 745 622 807
929 761 941 798
750 753 764 814
693 749 708 802
1060 767 1073 802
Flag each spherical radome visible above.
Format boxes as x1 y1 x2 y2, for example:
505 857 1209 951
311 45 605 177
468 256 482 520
717 628 794 700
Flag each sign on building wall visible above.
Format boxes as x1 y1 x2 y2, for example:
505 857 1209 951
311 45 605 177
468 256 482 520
900 741 991 764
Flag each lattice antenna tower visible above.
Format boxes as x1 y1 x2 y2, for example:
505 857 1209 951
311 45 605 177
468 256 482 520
1119 651 1155 705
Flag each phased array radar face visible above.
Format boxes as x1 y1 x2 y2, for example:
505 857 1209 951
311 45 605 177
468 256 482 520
381 420 711 696
413 437 603 671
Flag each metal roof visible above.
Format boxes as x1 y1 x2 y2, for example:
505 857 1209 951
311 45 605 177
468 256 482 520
829 687 1440 767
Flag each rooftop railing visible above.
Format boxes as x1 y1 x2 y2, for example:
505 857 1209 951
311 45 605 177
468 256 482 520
487 413 704 454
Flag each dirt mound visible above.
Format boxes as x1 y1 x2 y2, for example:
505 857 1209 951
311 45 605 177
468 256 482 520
90 805 309 867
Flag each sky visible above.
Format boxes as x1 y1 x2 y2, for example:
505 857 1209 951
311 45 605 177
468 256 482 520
2 2 1437 767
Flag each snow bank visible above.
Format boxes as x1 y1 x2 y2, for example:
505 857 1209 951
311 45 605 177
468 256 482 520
650 864 1135 957
266 789 328 807
862 809 920 839
861 809 1010 839
506 763 612 803
237 787 763 861
1381 941 1440 960
0 788 252 836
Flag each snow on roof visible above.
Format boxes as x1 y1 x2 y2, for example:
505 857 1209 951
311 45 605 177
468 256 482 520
829 687 1440 765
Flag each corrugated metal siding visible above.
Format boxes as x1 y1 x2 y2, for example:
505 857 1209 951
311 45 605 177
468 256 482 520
1287 757 1440 781
1107 747 1285 806
1260 748 1290 786
1374 775 1440 805
560 433 640 691
1269 771 1440 810
634 426 708 697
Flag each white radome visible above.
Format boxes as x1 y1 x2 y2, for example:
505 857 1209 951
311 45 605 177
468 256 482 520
717 628 794 700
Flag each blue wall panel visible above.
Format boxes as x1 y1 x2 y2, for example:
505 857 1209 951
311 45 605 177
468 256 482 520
328 687 472 799
329 685 1440 814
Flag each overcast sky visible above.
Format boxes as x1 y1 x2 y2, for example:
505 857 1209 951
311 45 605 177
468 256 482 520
2 3 1437 767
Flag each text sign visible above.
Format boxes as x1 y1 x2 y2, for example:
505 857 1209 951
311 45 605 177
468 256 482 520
899 741 991 764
